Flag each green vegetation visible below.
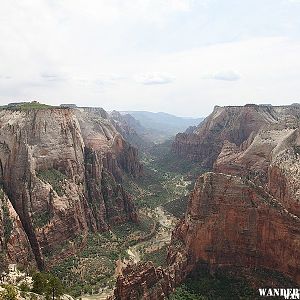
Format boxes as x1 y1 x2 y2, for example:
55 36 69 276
0 284 18 300
32 272 64 299
37 168 67 196
123 141 202 210
293 145 300 155
50 214 155 297
32 211 52 228
169 267 257 300
4 101 55 111
2 202 13 243
170 266 297 300
141 244 168 267
163 196 188 218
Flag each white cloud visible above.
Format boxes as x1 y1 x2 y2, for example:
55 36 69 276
203 71 241 81
134 73 175 85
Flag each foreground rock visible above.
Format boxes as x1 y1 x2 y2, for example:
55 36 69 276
174 172 300 284
0 106 142 270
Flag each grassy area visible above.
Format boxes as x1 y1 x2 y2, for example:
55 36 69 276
3 101 56 111
50 214 155 297
37 168 67 196
170 267 257 300
123 142 202 211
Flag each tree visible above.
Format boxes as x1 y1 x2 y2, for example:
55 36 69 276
45 274 64 300
32 272 47 295
31 272 64 299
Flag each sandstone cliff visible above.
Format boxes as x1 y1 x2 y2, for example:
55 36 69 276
0 106 142 270
174 172 300 284
0 191 33 270
172 104 300 168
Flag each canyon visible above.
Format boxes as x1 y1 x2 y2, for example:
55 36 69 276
1 103 300 300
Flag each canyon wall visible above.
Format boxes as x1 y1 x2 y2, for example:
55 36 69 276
0 107 142 270
174 172 300 284
172 104 300 168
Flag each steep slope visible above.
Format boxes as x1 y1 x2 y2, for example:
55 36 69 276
0 191 33 270
0 106 142 271
173 172 300 284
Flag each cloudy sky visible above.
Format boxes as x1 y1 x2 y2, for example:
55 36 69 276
0 0 300 117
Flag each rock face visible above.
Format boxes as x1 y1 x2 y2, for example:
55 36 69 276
113 173 300 299
173 104 300 216
172 104 300 169
112 249 193 300
0 192 33 270
174 172 300 284
0 107 142 270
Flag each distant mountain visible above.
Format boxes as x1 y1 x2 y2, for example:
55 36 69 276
121 111 203 143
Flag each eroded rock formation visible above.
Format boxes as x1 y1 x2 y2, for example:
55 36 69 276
0 107 142 270
172 104 300 168
174 172 300 284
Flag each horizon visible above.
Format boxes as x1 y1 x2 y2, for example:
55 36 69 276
1 99 299 118
1 1 300 117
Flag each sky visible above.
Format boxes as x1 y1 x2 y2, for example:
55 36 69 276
0 0 300 117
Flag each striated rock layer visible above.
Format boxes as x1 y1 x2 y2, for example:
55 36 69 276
173 104 300 166
174 172 300 284
112 248 193 300
173 104 300 216
0 107 142 270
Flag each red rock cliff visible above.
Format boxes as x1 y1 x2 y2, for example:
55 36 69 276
0 107 141 270
174 172 300 284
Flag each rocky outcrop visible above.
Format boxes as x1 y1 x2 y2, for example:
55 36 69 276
214 120 300 217
112 248 193 300
113 104 300 299
173 104 300 216
0 106 142 270
172 104 300 169
174 172 300 284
